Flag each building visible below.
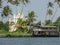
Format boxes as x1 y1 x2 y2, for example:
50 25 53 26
33 26 59 37
9 11 24 32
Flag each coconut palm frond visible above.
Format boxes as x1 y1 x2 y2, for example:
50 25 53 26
0 0 2 8
47 9 53 15
48 2 53 7
2 5 11 16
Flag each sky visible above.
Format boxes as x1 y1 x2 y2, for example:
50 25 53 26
0 0 60 23
23 0 60 22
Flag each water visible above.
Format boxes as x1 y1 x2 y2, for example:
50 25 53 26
0 37 60 45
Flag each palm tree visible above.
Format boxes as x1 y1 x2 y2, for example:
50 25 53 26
48 2 53 8
45 1 53 22
0 0 2 8
26 11 36 32
2 5 11 16
51 0 60 20
27 11 36 24
1 5 12 24
55 0 60 7
45 1 53 26
47 9 53 20
8 0 30 23
8 0 30 5
7 0 30 31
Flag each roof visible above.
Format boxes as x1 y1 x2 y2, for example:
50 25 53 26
33 26 57 28
33 29 59 31
40 26 56 28
33 26 59 31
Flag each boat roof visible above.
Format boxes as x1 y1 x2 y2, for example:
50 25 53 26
33 29 59 31
41 26 56 28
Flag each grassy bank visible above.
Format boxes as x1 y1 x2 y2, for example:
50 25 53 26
0 29 32 37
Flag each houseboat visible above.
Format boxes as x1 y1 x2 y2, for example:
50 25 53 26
33 26 59 37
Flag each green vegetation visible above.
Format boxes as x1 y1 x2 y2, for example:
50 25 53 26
53 17 60 31
0 29 32 37
26 11 36 32
45 20 53 26
2 5 11 16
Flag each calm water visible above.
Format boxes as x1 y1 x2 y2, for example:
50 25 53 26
0 37 60 45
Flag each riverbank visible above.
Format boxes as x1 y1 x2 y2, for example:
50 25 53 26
0 30 59 37
0 34 32 38
0 29 32 37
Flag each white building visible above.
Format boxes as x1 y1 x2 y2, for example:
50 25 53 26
9 11 24 32
9 12 24 24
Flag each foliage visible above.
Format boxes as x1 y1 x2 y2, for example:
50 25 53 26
36 21 41 26
0 21 9 31
3 22 9 31
8 0 30 5
17 19 27 32
0 21 4 29
8 0 19 5
53 17 60 31
2 5 11 16
48 2 53 7
45 20 53 26
0 0 2 8
26 11 36 24
26 11 36 32
47 9 53 15
55 0 60 6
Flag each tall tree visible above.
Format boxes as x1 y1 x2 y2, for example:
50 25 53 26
0 0 2 8
26 11 36 24
45 1 53 25
51 0 60 20
26 11 36 32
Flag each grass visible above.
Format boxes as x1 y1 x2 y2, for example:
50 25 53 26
0 29 32 37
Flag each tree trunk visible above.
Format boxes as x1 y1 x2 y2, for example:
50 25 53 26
51 6 59 21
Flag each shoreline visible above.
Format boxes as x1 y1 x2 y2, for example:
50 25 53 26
0 34 59 38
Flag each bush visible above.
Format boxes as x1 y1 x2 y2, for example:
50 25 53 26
3 22 9 31
0 21 4 30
